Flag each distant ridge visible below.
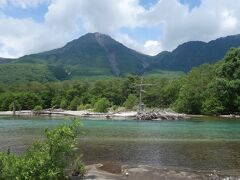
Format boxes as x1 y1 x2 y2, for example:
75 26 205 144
151 34 240 72
0 32 240 82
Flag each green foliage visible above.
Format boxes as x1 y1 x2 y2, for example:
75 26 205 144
33 105 43 115
84 104 92 110
69 97 81 110
0 64 58 84
146 70 185 79
77 104 85 111
60 98 68 109
173 48 240 115
124 94 138 110
72 156 86 177
94 98 110 113
9 101 21 111
173 64 216 114
0 120 85 179
0 93 42 111
51 96 63 108
1 48 240 116
202 97 224 115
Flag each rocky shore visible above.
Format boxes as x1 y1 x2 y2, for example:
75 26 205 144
136 111 187 120
0 110 188 120
1 110 240 120
76 163 240 180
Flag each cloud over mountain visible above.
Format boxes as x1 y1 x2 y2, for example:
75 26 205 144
0 0 240 58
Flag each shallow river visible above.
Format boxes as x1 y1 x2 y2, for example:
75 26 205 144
0 116 240 173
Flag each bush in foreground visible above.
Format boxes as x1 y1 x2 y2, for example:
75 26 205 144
0 120 85 179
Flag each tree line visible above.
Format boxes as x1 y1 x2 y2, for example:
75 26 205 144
0 48 239 115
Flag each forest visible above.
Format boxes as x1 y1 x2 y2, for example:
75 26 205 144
0 48 239 115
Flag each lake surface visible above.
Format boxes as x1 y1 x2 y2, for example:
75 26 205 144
0 116 240 173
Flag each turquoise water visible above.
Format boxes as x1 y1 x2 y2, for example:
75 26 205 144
0 116 240 172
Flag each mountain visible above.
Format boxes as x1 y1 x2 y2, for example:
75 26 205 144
16 33 150 78
0 58 13 64
1 33 240 84
151 34 240 72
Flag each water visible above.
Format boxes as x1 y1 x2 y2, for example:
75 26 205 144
0 116 240 173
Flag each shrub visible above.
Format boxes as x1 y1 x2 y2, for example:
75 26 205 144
94 98 110 113
77 104 85 111
33 105 43 111
33 105 43 115
85 104 92 110
72 156 86 177
123 94 138 110
0 120 85 179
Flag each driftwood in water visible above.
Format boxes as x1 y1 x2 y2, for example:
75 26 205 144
136 111 187 120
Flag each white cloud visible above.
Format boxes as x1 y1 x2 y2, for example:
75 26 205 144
44 0 144 34
0 0 145 57
0 0 240 58
0 15 75 57
143 40 162 56
143 0 240 50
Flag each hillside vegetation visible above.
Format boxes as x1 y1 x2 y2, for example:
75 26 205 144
0 48 239 115
0 64 60 84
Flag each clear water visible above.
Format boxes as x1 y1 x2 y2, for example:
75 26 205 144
0 116 240 172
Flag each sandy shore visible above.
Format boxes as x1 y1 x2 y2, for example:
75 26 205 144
76 163 240 180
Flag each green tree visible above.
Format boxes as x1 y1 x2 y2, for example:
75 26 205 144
51 95 63 108
60 98 68 110
123 94 138 110
9 101 21 111
69 97 81 110
202 97 224 115
173 64 215 114
17 93 43 110
94 98 110 113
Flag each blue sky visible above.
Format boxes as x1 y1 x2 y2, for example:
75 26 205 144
2 3 48 22
0 0 239 58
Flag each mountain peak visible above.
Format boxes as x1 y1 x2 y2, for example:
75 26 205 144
17 32 148 77
81 32 112 40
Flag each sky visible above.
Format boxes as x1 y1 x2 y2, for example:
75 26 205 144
0 0 239 58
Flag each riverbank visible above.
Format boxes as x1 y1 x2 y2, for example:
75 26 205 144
0 110 239 120
81 163 240 180
0 110 138 119
0 109 188 120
